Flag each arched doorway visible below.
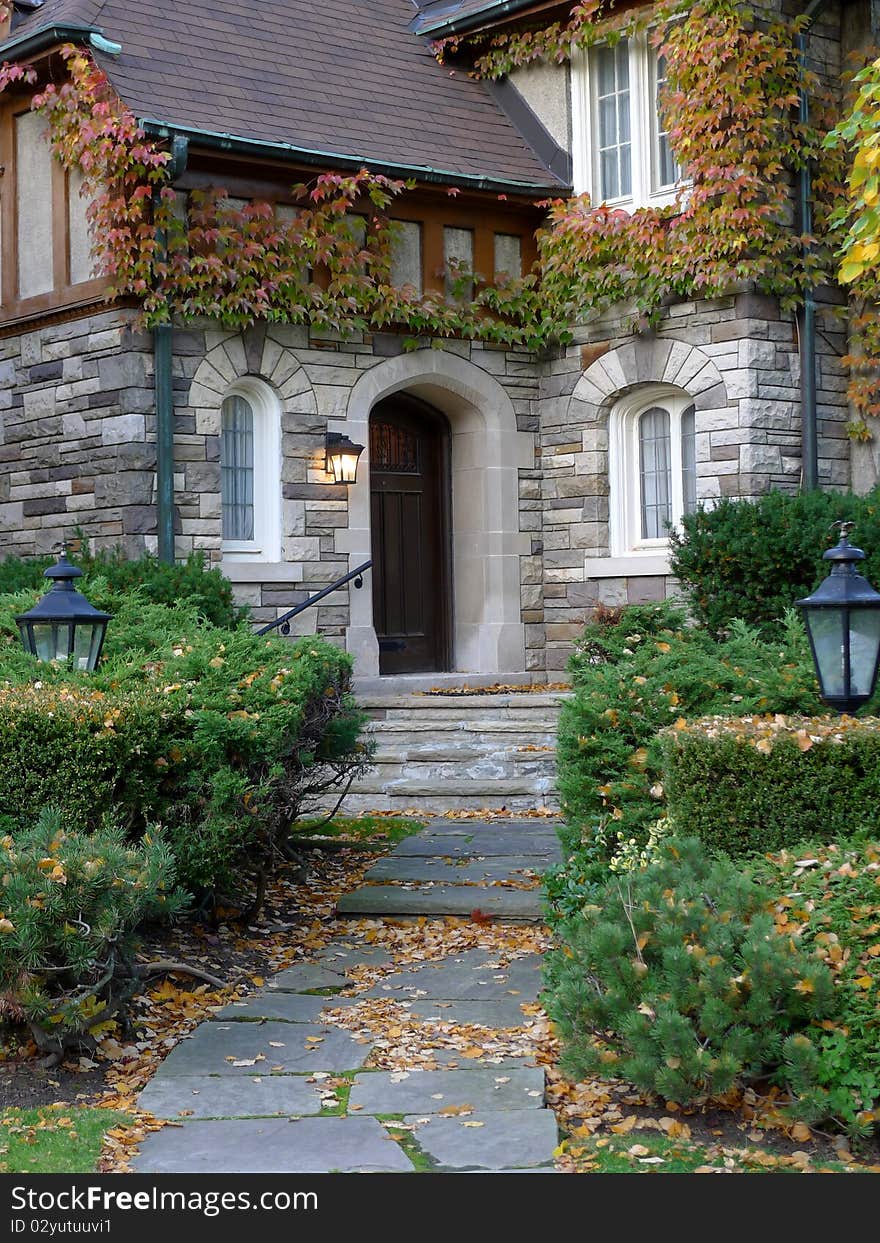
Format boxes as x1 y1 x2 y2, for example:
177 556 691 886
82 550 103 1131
369 396 452 674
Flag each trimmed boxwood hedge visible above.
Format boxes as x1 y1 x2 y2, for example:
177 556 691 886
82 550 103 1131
661 714 880 856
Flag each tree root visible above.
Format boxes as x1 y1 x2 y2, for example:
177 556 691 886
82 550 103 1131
134 960 226 989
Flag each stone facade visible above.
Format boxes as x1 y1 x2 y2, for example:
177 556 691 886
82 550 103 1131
0 278 853 679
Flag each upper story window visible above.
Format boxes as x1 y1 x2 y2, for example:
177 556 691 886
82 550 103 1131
571 34 680 210
0 104 102 322
220 378 281 564
610 387 696 556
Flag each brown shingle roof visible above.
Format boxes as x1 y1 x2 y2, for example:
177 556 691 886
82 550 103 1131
7 0 564 189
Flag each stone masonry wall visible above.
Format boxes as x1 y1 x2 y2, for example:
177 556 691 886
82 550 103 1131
536 288 851 674
0 286 853 681
0 311 546 669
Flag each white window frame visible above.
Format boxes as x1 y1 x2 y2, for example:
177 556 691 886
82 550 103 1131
609 385 696 558
220 376 281 564
571 31 680 210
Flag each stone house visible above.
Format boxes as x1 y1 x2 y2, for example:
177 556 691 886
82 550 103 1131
0 0 869 690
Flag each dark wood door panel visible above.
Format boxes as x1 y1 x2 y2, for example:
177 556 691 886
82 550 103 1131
369 400 450 675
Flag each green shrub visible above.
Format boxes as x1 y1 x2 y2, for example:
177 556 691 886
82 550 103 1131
548 837 837 1113
0 588 370 903
662 714 880 857
0 547 245 630
669 488 880 637
0 555 53 595
753 839 880 1136
0 807 187 1057
551 603 823 914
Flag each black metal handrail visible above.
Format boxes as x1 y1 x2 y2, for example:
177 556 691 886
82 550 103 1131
257 560 373 637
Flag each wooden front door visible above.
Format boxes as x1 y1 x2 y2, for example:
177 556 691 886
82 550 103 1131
370 399 451 675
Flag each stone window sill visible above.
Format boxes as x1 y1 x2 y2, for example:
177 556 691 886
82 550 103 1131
584 554 671 579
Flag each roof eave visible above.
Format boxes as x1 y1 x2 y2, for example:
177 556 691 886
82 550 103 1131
139 117 567 198
0 22 100 61
412 0 545 38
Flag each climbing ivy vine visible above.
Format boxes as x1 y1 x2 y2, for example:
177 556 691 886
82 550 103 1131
826 57 880 435
0 3 873 423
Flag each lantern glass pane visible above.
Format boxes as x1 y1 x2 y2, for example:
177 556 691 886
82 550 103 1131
848 607 880 697
73 621 104 672
805 609 847 700
31 622 73 663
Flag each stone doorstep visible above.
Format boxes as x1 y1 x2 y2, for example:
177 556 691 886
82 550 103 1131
131 1116 415 1175
348 1066 546 1116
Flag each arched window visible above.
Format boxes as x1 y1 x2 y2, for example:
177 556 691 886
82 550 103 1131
219 378 281 563
610 388 697 556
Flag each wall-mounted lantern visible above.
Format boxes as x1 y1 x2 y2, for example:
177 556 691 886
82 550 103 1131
325 432 365 485
796 524 880 714
15 551 111 672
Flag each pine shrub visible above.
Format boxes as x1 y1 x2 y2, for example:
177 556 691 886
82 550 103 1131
0 808 187 1057
551 603 822 915
662 714 880 856
548 837 836 1109
669 487 880 637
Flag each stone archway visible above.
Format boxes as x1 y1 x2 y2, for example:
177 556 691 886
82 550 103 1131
338 349 534 679
187 327 318 570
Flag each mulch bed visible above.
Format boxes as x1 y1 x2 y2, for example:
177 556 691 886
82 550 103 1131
0 846 378 1115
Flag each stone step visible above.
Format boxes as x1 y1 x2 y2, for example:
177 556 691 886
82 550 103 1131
366 707 565 725
336 882 544 921
348 775 556 798
360 756 555 780
330 690 563 815
362 738 556 758
358 693 569 711
335 791 558 814
363 718 560 736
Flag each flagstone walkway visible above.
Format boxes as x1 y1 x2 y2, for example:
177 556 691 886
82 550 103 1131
132 819 563 1174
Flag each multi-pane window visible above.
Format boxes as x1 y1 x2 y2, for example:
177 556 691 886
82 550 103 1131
221 395 255 542
572 35 682 209
219 380 281 563
650 53 678 193
638 405 671 539
611 390 698 554
592 42 632 201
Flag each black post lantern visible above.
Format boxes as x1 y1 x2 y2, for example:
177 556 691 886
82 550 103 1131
796 524 880 713
325 432 365 485
15 551 111 672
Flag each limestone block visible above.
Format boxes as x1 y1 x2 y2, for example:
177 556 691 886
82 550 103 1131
101 414 145 445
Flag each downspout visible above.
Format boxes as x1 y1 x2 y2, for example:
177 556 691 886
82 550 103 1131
796 0 832 490
154 136 189 563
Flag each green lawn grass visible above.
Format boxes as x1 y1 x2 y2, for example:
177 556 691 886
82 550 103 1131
566 1131 855 1174
0 1107 130 1174
293 814 424 845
